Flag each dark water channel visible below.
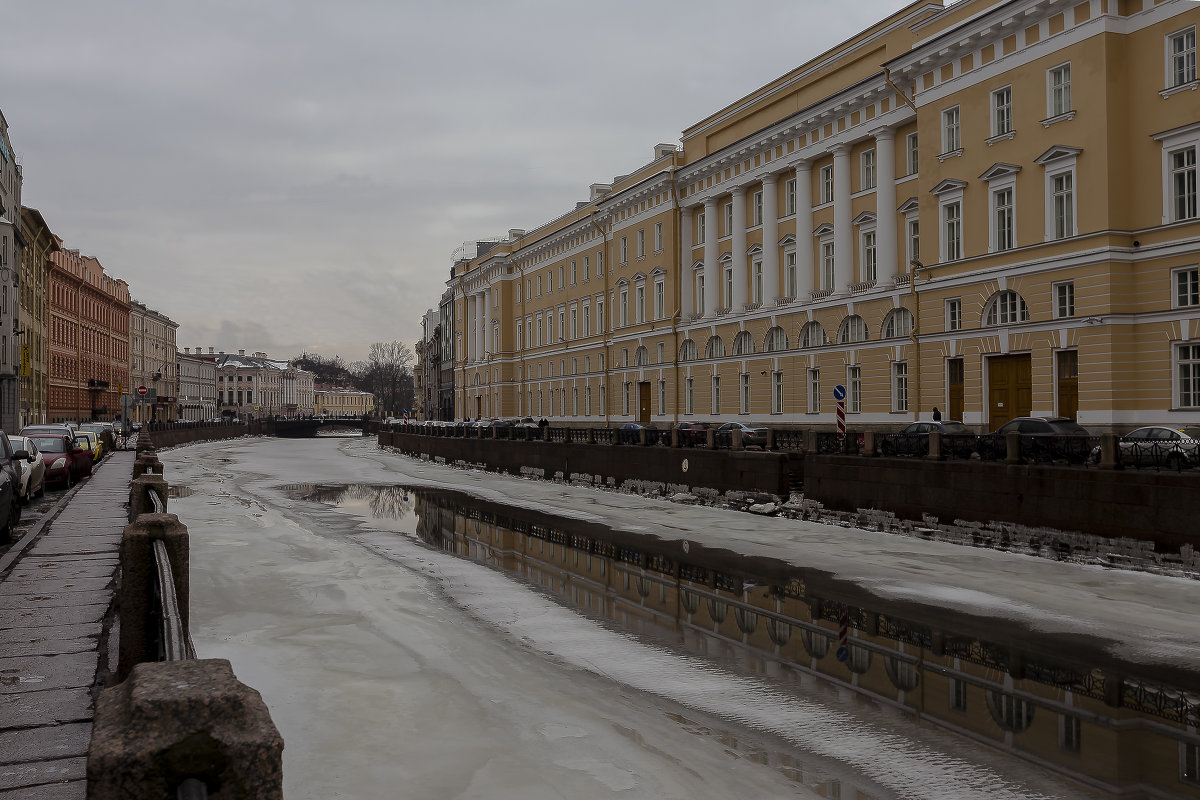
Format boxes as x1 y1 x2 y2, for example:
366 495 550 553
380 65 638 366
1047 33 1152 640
282 482 1200 799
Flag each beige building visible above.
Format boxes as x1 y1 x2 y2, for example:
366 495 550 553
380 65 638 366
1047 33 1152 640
0 110 22 432
212 350 314 419
315 387 374 418
450 0 1200 434
17 207 56 428
178 348 218 421
129 301 179 423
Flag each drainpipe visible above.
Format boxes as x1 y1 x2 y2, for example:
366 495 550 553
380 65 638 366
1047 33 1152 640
883 68 918 113
668 163 682 427
588 210 611 427
909 260 923 422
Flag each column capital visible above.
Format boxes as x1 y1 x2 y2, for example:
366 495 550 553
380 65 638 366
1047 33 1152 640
831 142 852 157
703 196 719 209
791 158 813 173
730 185 747 197
760 172 780 186
869 125 895 142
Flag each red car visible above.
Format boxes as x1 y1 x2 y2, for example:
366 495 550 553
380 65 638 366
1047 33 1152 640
20 426 93 488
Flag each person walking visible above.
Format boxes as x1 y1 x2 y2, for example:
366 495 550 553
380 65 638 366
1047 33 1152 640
932 406 942 421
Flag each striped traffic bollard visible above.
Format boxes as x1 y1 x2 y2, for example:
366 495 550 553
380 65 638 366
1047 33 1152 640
836 610 850 663
833 384 847 441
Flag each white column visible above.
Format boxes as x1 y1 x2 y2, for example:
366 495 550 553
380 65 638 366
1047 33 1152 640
480 291 488 359
832 143 853 293
680 209 693 319
703 198 719 318
473 293 483 363
873 128 897 285
483 288 492 357
731 187 747 310
761 174 780 304
794 161 814 300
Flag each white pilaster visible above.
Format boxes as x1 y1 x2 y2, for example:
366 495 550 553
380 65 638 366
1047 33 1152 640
761 174 780 304
680 210 693 319
794 161 814 300
731 187 747 310
873 128 897 284
833 143 853 293
703 198 719 318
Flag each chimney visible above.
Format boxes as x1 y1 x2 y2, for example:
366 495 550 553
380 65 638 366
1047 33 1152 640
508 229 525 240
184 347 190 354
238 349 245 356
654 143 677 161
589 183 612 201
209 347 215 354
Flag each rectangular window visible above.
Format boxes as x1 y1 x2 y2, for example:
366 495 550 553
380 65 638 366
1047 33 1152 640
753 191 763 226
1060 715 1081 754
994 187 1014 251
697 212 706 244
892 361 909 412
848 365 861 413
620 289 628 326
570 308 578 338
785 179 797 215
1170 27 1197 88
1055 282 1075 318
597 251 603 275
946 298 962 331
740 373 750 414
1172 147 1198 221
785 251 797 298
772 371 784 414
724 202 734 236
1177 267 1199 307
711 376 721 414
992 86 1012 137
571 261 577 284
1049 63 1071 117
724 267 733 309
1185 742 1200 784
582 306 590 336
620 237 628 263
906 132 919 175
637 229 645 258
537 275 543 296
1180 343 1200 407
635 285 645 323
752 260 764 304
623 382 631 415
696 273 705 315
820 165 834 204
597 299 604 333
943 202 963 261
656 342 664 364
658 379 666 415
943 106 961 153
950 679 967 711
1053 172 1074 239
821 241 835 290
861 149 876 190
862 231 877 282
686 377 694 414
908 219 920 263
654 280 665 319
548 272 554 293
558 265 564 289
807 368 820 414
654 222 663 252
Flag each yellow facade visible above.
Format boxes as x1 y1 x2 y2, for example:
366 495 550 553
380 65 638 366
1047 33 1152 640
315 389 374 418
450 0 1200 433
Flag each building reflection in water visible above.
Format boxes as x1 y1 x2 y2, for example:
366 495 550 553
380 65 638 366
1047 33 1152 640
289 483 1200 800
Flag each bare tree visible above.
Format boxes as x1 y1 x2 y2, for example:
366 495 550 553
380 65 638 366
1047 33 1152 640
351 341 414 417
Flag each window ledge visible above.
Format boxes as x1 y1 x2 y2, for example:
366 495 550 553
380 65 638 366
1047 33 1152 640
1040 110 1076 128
937 148 964 162
1160 81 1198 99
986 130 1016 146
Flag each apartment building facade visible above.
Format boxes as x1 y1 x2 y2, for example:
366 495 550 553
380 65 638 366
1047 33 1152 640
17 207 56 428
178 348 218 421
450 0 1200 433
129 300 179 423
0 112 23 432
314 387 374 418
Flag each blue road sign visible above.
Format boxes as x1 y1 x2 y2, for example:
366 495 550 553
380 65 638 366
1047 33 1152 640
833 384 846 401
836 646 849 663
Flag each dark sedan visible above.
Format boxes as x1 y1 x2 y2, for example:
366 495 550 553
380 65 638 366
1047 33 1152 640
714 422 768 449
880 420 972 457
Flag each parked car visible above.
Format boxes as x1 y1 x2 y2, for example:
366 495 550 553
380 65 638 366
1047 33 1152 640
5 435 46 503
616 422 655 444
880 420 972 457
979 416 1092 463
714 421 769 449
671 421 714 447
75 430 103 463
1091 425 1200 469
22 426 93 488
0 431 23 542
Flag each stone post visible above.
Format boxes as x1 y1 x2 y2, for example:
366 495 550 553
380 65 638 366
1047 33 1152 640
766 428 775 451
927 431 943 460
1100 433 1118 469
671 428 680 448
705 429 715 448
804 429 818 453
638 429 647 446
732 428 743 450
862 430 877 456
88 659 284 800
117 515 191 681
1005 430 1022 465
128 474 168 522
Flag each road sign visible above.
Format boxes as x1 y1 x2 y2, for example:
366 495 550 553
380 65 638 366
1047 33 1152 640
137 385 148 396
833 384 847 441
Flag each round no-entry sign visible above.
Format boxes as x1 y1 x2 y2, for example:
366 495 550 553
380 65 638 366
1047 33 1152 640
137 385 148 396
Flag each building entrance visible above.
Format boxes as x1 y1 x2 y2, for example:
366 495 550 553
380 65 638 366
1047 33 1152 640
638 382 651 425
987 354 1031 431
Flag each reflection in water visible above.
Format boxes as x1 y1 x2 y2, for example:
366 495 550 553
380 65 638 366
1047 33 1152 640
289 483 1200 800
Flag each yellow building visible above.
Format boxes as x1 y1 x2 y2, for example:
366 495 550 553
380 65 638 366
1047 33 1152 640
315 388 374 418
451 0 1200 433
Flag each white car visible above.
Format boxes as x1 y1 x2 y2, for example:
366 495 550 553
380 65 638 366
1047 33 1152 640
6 435 46 504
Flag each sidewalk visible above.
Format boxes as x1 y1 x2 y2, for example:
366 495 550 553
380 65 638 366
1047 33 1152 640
0 450 133 799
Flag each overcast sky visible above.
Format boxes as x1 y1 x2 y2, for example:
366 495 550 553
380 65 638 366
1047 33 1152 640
5 0 914 363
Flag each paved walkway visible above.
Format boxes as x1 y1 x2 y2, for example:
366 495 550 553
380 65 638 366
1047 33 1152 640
0 450 133 800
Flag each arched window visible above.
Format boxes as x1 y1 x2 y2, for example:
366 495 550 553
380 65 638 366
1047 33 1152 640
634 346 649 366
987 691 1035 732
679 339 698 362
984 290 1030 326
705 336 726 359
764 326 788 352
799 321 828 348
732 331 754 355
838 315 869 344
885 656 920 691
882 308 914 339
801 629 830 658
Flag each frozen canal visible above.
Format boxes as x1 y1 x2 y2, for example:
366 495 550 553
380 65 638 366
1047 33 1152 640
159 435 1193 800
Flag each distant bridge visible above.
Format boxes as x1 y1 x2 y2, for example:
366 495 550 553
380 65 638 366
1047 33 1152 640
273 418 368 438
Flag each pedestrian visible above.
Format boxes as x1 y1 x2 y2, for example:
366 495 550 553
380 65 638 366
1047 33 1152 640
932 406 942 421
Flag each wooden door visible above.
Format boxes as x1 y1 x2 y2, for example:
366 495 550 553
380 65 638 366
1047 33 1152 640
1057 350 1078 420
987 354 1032 431
638 381 652 425
948 358 964 422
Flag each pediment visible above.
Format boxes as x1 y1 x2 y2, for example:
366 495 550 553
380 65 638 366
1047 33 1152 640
979 162 1022 181
813 222 835 237
853 211 877 226
897 196 920 214
1034 145 1082 165
930 178 968 195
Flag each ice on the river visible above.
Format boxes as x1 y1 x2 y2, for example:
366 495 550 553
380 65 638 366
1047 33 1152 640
160 436 1146 799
